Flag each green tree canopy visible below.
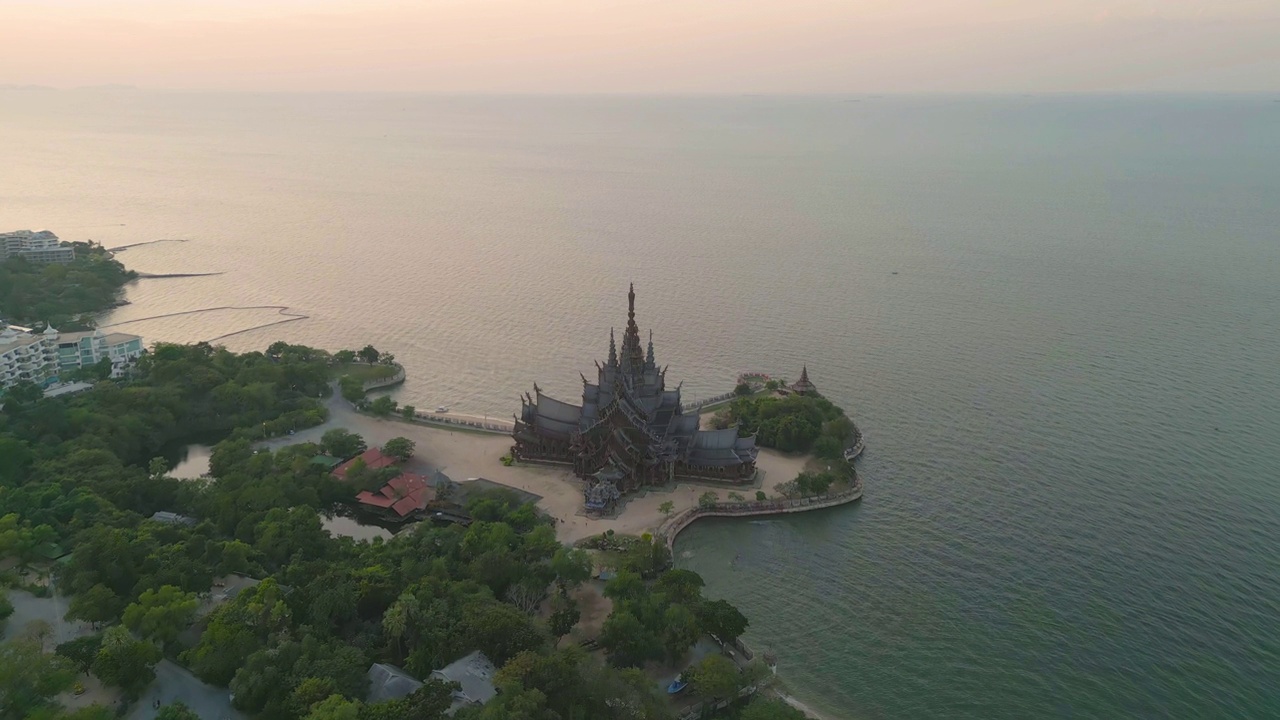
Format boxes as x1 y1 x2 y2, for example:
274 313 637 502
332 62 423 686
91 626 161 700
382 437 415 461
321 429 367 459
369 396 398 418
598 611 660 668
686 653 740 702
122 584 198 645
304 694 362 720
0 639 76 718
698 598 749 644
55 634 103 675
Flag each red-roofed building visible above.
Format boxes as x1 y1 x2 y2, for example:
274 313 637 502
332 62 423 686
356 473 436 520
333 447 399 479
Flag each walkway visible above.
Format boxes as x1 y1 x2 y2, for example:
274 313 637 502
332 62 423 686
658 482 864 553
127 660 245 720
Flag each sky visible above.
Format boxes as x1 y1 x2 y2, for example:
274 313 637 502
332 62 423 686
1 0 1277 92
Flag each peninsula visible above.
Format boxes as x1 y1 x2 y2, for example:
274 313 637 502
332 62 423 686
1 255 857 720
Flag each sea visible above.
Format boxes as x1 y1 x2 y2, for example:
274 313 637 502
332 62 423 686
3 90 1278 719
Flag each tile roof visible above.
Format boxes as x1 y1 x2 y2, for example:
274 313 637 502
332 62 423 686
356 472 434 516
333 447 398 479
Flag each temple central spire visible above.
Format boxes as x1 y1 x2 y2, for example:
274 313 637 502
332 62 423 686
620 283 644 383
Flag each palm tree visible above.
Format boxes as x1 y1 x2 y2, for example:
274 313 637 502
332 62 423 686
382 592 415 659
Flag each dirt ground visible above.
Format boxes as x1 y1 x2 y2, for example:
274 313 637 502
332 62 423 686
267 394 809 546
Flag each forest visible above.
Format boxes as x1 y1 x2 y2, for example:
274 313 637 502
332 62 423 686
0 242 137 327
1 339 802 720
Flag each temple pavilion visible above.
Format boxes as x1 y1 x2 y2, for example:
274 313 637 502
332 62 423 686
790 365 818 396
511 285 758 511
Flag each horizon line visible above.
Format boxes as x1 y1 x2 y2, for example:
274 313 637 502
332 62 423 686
2 85 1278 97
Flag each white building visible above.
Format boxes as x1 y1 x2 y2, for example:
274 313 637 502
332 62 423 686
0 323 60 390
0 321 144 393
55 329 145 377
0 229 76 264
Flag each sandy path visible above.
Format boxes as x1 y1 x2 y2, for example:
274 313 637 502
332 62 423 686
267 394 808 545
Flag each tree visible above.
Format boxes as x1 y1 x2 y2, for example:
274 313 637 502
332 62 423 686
382 592 417 659
0 639 76 718
548 597 580 639
598 611 660 668
91 626 161 700
686 654 740 702
755 490 767 502
55 634 104 675
401 405 416 420
66 584 122 626
23 619 54 651
734 382 753 397
381 437 415 461
602 570 645 605
155 702 203 720
321 429 367 459
655 569 705 605
357 345 380 364
660 604 699 663
122 585 198 645
462 603 545 665
658 500 674 518
333 349 357 364
291 677 339 716
505 579 546 615
728 492 745 503
741 697 808 720
182 579 291 685
549 548 592 593
811 435 844 462
698 599 749 643
698 491 719 509
305 694 362 720
369 395 398 418
764 379 780 391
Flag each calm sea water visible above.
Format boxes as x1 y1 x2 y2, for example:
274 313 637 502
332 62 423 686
3 91 1279 718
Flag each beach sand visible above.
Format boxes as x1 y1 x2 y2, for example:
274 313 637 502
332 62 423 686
270 394 809 545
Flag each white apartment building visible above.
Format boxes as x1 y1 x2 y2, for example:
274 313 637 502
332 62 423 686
1 229 76 264
0 324 60 390
0 322 144 393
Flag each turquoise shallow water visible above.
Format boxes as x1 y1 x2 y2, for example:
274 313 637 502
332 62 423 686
3 92 1279 718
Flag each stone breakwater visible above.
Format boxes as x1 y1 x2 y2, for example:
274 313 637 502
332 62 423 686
658 481 864 553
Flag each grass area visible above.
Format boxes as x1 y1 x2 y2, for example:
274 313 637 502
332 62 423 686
330 362 399 383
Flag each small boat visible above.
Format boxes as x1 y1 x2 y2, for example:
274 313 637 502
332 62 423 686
667 675 688 694
435 406 449 413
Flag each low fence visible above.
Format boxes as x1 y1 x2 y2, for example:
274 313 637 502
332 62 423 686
659 483 864 553
408 411 513 434
679 371 775 413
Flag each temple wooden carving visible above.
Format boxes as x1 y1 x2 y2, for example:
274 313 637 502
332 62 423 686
512 285 758 510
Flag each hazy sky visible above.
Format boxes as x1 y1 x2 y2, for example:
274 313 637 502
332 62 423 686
2 0 1277 92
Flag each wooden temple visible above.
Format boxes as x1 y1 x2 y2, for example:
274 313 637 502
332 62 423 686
512 284 758 511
